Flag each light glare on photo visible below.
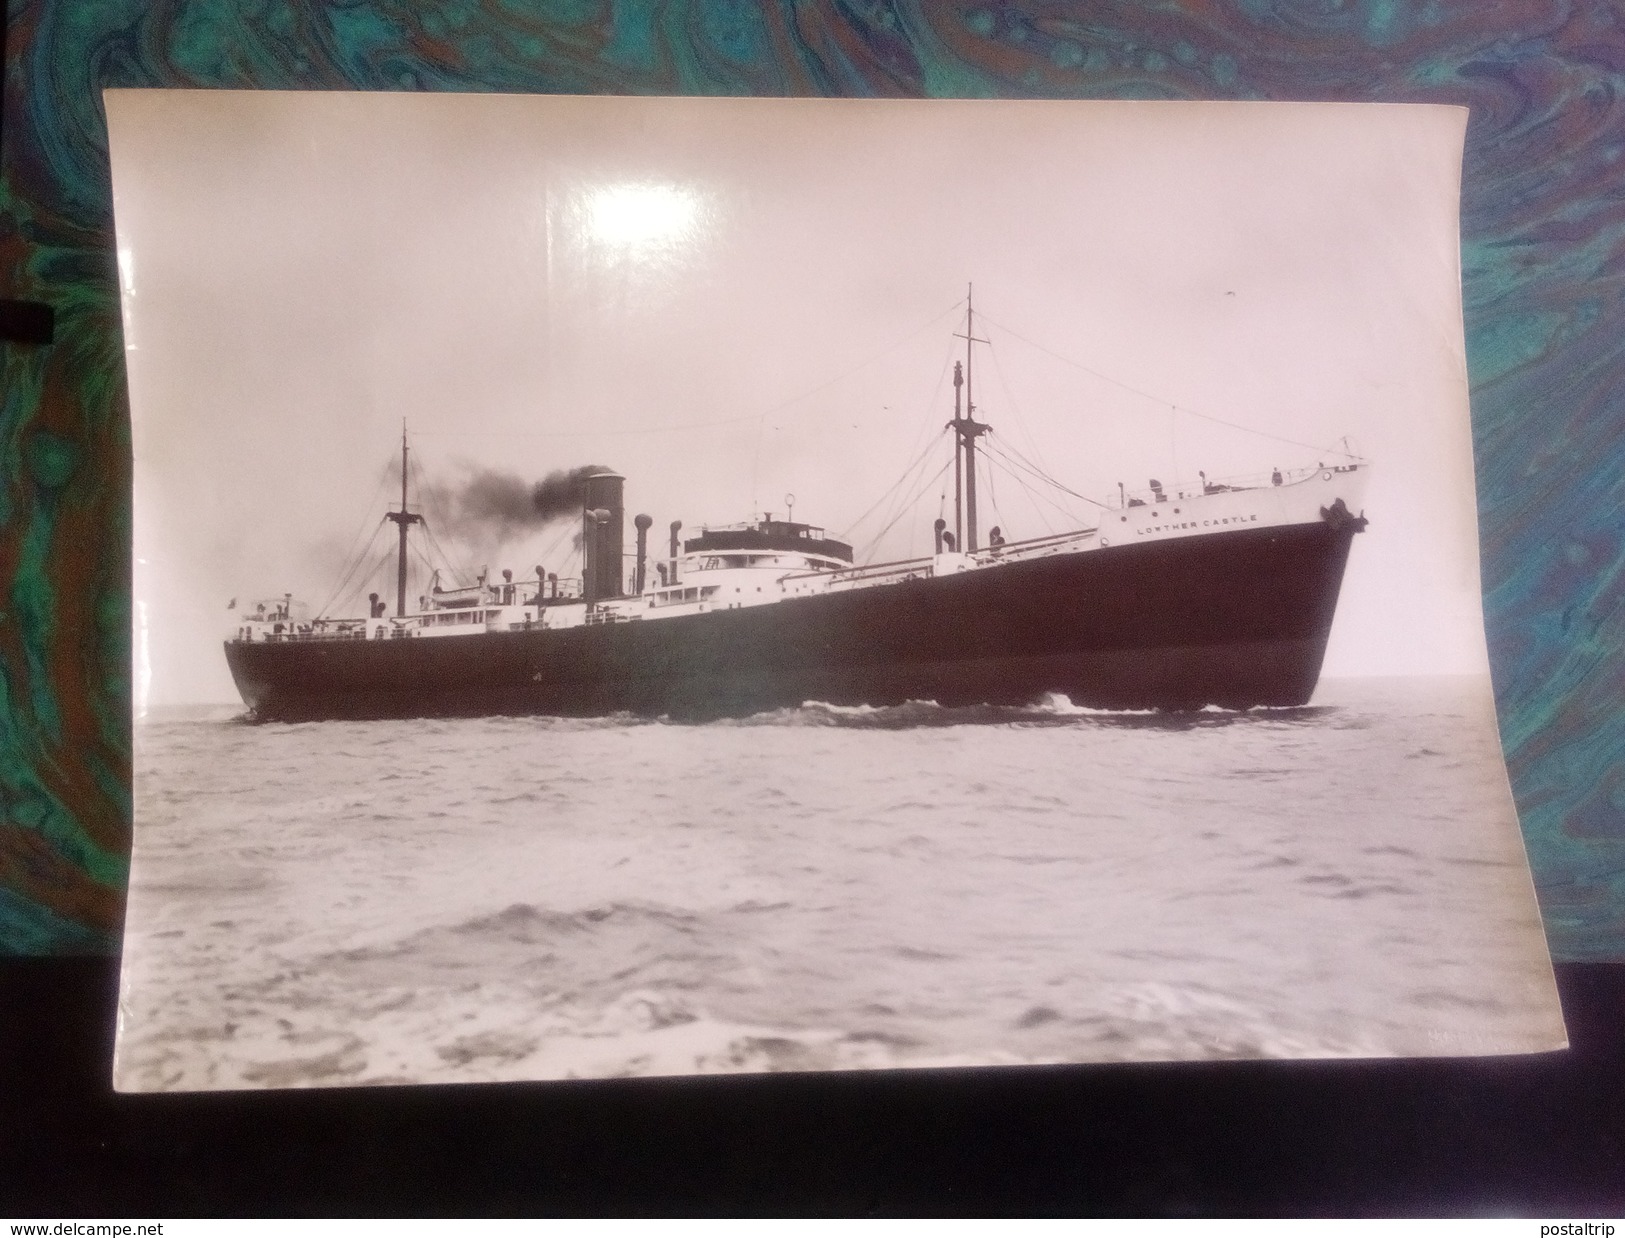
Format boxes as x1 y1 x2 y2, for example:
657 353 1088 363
583 182 703 253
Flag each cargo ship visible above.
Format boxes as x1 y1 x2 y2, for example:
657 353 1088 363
225 303 1369 722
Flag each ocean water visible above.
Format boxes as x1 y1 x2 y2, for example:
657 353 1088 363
117 676 1565 1092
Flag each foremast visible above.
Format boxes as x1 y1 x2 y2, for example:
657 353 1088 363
384 425 423 617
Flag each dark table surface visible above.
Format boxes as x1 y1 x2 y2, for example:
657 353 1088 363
4 957 1622 1217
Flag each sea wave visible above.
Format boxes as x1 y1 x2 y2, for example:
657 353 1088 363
704 695 1182 730
692 693 1340 730
150 694 1341 736
183 985 1032 1090
116 673 1563 1092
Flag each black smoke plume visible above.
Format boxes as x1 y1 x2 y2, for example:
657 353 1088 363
439 465 614 544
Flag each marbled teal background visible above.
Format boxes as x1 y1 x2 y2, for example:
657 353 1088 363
2 1 1621 959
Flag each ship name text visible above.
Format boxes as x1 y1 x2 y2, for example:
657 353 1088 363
1136 513 1260 536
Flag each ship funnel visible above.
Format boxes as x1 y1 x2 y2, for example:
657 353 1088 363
633 513 653 595
582 471 625 603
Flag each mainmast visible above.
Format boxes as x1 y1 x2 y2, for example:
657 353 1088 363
385 424 423 617
951 362 964 549
950 286 991 551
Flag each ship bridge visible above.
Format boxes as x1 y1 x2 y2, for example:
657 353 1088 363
683 517 853 565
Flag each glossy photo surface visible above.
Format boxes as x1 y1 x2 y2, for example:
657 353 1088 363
109 93 1564 1090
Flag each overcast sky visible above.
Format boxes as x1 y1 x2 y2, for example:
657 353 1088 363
107 91 1483 706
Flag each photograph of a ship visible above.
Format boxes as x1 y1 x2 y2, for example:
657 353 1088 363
110 91 1565 1091
224 307 1371 723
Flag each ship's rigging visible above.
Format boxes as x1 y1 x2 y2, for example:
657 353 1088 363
316 290 1360 623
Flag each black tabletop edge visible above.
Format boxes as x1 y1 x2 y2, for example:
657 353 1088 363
3 956 1621 1217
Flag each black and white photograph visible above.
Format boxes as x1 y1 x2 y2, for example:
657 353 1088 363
109 91 1566 1091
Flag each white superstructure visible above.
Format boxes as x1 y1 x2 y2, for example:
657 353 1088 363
230 462 1368 646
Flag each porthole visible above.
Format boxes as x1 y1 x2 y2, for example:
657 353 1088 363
1100 537 1110 547
1322 471 1332 480
1119 516 1127 523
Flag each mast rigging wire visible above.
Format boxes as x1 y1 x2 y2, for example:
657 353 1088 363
984 444 1063 535
327 543 400 622
976 310 1360 460
984 339 1063 489
990 447 1074 525
872 427 953 552
974 346 1091 528
314 460 398 616
414 299 970 445
981 453 1008 545
750 296 966 508
846 337 960 550
887 331 961 498
837 424 951 545
407 447 476 588
856 457 954 561
534 519 581 582
316 517 391 619
984 432 1109 510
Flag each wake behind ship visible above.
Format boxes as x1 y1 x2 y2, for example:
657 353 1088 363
225 301 1370 722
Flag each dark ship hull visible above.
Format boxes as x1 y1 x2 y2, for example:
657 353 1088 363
225 519 1360 722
